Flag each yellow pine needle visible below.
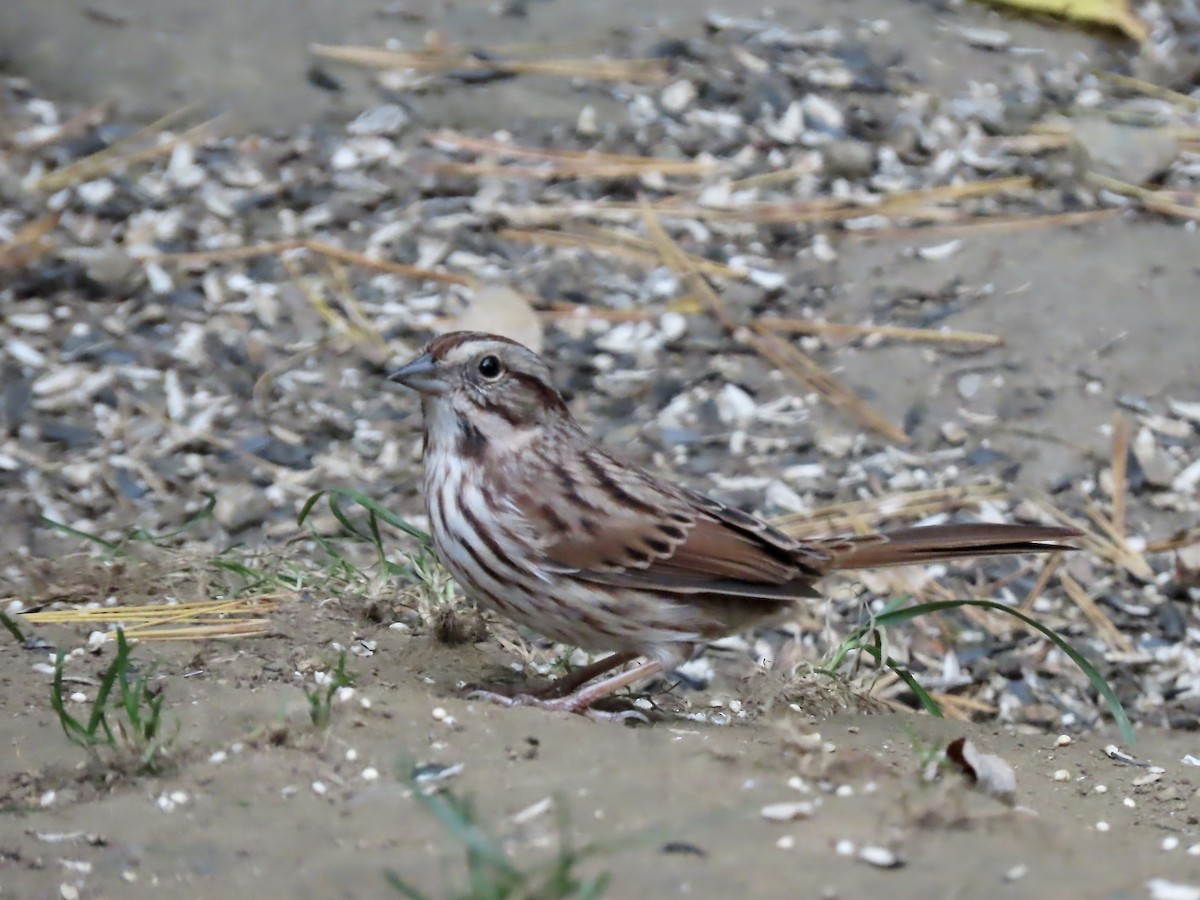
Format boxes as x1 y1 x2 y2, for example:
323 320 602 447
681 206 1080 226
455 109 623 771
21 595 286 641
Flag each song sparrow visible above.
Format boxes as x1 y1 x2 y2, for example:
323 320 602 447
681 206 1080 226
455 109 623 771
389 331 1078 720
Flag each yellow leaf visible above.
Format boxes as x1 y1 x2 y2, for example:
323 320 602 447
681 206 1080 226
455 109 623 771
976 0 1148 42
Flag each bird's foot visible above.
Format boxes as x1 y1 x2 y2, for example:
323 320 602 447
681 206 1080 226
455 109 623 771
465 688 650 723
464 658 665 723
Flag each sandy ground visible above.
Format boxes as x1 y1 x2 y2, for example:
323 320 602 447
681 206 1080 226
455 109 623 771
2 1 1200 898
5 603 1200 899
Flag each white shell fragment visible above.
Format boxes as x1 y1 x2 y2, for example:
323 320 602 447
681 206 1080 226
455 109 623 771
760 800 816 821
857 845 904 869
915 239 963 261
347 104 411 137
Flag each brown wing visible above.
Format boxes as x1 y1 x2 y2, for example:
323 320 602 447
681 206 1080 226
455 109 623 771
517 446 825 601
511 437 1077 600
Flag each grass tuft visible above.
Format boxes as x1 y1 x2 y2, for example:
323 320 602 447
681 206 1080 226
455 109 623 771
50 628 177 773
821 596 1135 743
305 651 356 730
386 760 610 899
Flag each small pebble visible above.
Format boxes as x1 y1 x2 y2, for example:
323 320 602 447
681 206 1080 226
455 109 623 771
776 835 796 850
361 767 379 782
835 839 855 857
1053 769 1071 782
156 791 188 812
957 372 983 400
1163 836 1180 852
1005 864 1028 882
1096 821 1110 833
1094 784 1108 794
311 781 328 796
858 845 903 869
1055 734 1072 747
576 105 598 136
940 421 968 445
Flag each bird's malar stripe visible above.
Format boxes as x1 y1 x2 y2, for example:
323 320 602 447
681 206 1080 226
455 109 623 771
480 396 524 427
456 417 488 459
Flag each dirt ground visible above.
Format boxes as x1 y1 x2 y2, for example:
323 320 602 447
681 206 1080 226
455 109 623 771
3 0 1200 898
5 603 1200 900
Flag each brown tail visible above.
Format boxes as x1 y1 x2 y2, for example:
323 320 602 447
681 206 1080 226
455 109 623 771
808 523 1080 572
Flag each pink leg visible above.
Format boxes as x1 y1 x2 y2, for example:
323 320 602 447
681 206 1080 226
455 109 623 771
469 659 665 722
533 651 639 698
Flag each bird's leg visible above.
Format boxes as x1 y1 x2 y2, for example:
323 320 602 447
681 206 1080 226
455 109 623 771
462 651 638 701
532 651 639 698
468 659 664 723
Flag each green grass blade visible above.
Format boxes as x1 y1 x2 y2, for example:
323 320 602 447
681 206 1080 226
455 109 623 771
86 630 129 737
410 788 520 878
858 640 944 718
383 870 429 899
579 873 611 900
874 599 1135 743
327 494 374 542
301 488 431 545
0 611 27 644
367 511 409 576
142 492 217 542
50 650 89 745
38 517 123 555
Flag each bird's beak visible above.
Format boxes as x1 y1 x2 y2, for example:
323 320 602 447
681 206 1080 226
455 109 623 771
387 353 450 396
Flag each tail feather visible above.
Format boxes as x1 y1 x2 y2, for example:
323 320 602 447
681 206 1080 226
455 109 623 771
809 523 1080 572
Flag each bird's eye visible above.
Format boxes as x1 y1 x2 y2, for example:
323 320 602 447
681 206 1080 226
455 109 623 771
477 355 503 379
